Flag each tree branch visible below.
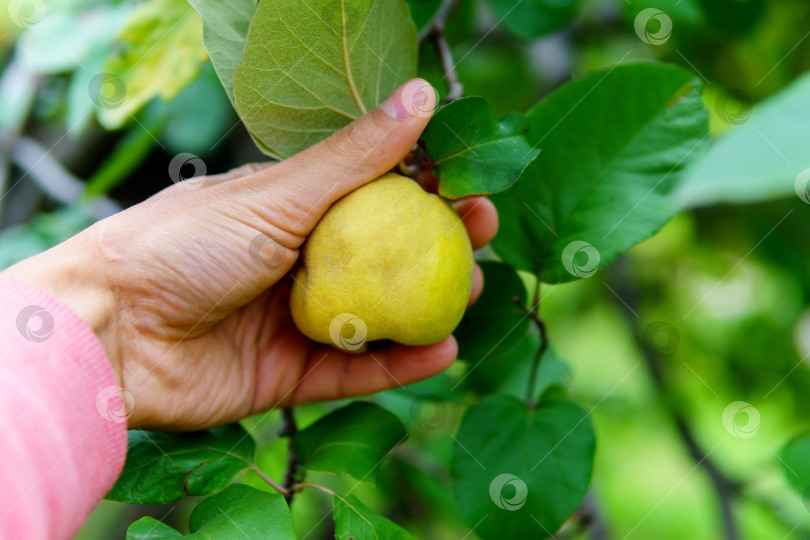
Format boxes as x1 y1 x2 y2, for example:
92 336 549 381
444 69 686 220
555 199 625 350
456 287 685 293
606 268 741 540
419 0 463 102
516 279 548 408
279 407 301 503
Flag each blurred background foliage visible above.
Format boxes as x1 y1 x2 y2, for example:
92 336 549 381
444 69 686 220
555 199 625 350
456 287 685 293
1 0 810 538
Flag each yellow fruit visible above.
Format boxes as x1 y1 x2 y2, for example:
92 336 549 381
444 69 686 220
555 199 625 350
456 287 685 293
290 173 474 351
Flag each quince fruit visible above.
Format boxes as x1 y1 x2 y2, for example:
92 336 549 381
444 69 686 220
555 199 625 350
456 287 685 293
290 173 474 351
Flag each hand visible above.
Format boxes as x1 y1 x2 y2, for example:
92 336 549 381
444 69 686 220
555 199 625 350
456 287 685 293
2 79 498 431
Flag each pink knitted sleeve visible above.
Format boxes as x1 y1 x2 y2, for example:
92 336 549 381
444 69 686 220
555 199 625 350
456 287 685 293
0 275 127 539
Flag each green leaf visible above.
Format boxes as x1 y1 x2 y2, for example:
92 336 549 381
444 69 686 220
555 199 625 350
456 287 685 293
333 493 416 540
187 0 257 110
452 395 595 539
455 261 531 364
780 431 810 497
99 0 208 128
17 5 129 75
107 424 255 504
188 484 295 538
126 517 183 539
295 402 407 482
674 72 810 207
492 62 708 283
126 484 295 539
422 97 540 199
233 0 417 158
486 0 580 40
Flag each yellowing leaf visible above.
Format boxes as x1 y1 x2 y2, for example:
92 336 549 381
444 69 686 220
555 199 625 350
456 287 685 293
99 0 207 128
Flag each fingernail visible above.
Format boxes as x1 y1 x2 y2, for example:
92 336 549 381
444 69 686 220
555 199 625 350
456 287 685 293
381 79 437 120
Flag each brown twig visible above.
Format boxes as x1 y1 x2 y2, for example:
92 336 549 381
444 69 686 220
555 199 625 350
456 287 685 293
515 279 548 408
419 0 463 103
279 407 300 503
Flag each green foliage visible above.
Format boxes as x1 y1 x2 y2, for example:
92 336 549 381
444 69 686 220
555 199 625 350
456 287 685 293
451 395 595 539
486 0 581 40
126 484 295 539
780 432 810 496
492 63 709 282
421 97 540 198
187 0 257 110
455 261 531 364
333 493 416 539
107 425 255 504
675 72 810 207
99 0 207 128
233 0 417 159
295 402 407 482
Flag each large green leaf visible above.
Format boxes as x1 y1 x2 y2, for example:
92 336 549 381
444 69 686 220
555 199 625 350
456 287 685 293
107 424 255 504
486 0 580 40
452 395 595 539
233 0 417 158
492 62 708 283
187 0 257 110
126 484 295 539
422 98 540 199
455 261 531 364
780 431 810 497
674 72 810 207
333 493 416 539
295 402 407 482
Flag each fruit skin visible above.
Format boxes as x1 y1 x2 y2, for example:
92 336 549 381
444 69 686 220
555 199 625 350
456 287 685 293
290 173 474 349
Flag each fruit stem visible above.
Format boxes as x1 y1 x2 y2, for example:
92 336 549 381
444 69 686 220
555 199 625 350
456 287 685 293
522 279 548 408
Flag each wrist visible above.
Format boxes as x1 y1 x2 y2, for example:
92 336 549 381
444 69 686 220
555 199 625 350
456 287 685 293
2 230 121 386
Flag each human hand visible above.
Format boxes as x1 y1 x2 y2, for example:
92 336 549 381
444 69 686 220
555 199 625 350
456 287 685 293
2 79 498 431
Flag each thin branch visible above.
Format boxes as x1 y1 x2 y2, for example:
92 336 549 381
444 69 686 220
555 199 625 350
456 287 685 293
249 465 289 497
417 0 461 45
516 279 548 408
279 407 301 503
607 268 741 540
419 0 463 102
432 31 463 102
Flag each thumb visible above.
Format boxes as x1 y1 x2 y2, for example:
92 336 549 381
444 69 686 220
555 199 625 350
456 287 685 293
242 78 437 236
